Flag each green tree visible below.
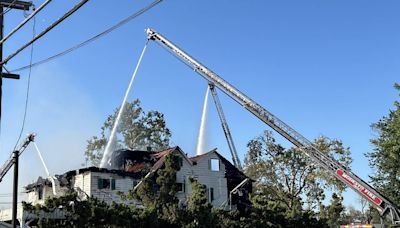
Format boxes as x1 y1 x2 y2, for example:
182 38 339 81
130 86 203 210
367 83 400 205
244 130 351 212
131 152 184 227
319 193 345 227
23 192 139 227
85 99 172 166
185 177 215 228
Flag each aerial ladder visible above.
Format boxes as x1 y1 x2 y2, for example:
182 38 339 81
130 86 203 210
145 28 400 225
209 83 242 171
0 133 35 183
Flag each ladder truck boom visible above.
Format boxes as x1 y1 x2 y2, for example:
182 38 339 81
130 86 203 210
209 83 242 171
146 28 400 225
0 133 35 183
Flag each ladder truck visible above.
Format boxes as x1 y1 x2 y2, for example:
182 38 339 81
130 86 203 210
145 28 400 225
209 83 242 171
0 133 35 183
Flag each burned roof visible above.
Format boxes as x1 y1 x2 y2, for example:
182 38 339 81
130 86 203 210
189 148 218 162
64 166 145 179
25 175 69 192
25 147 250 192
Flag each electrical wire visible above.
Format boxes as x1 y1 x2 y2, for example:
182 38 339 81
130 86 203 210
0 0 18 16
12 16 35 151
0 0 51 46
10 0 163 73
1 0 90 65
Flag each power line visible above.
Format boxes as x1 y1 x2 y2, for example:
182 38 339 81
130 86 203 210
1 0 90 65
0 0 52 46
12 15 34 151
10 0 163 73
0 0 18 16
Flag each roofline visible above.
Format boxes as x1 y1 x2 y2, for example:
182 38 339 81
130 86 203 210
189 148 251 180
171 146 193 166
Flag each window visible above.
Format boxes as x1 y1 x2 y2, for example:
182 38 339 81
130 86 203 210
38 186 43 200
176 183 184 192
210 159 220 171
111 179 116 190
210 187 214 202
98 178 115 190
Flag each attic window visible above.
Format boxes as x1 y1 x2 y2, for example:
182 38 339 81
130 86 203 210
210 159 220 171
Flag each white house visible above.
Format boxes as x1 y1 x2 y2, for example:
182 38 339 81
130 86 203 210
0 147 251 227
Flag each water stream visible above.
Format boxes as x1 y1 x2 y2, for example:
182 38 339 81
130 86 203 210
33 142 50 176
196 86 210 156
100 42 149 168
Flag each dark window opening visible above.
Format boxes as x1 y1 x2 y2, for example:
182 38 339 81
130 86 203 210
98 178 111 190
38 187 43 200
210 188 214 202
111 179 116 190
176 183 184 192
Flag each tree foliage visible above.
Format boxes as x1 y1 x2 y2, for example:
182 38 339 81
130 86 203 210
25 137 346 227
244 130 352 211
185 177 215 228
130 152 183 227
23 192 140 227
85 99 172 166
367 83 400 205
319 193 345 227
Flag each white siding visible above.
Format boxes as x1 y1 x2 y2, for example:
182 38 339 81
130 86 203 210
174 151 229 208
191 152 228 208
89 172 138 204
21 150 232 210
26 185 69 205
175 154 195 204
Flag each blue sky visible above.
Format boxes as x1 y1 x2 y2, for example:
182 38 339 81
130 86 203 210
0 0 399 209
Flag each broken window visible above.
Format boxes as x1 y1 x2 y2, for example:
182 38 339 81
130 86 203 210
98 178 112 190
176 183 184 192
38 186 43 200
210 159 220 171
111 179 116 190
132 180 138 188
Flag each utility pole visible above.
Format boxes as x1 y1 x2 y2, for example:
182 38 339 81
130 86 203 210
11 148 18 228
0 2 33 227
0 0 32 133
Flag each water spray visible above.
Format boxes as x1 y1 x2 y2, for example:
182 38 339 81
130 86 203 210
33 142 50 176
100 40 149 168
196 86 210 156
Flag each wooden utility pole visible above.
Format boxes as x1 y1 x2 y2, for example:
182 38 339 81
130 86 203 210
0 0 32 133
0 2 33 227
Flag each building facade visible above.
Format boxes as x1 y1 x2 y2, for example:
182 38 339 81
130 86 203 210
0 147 251 226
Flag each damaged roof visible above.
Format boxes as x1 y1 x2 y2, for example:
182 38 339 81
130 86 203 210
25 147 250 191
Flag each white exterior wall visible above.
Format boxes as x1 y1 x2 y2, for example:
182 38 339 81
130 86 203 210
191 153 228 208
175 156 195 205
21 151 231 210
26 185 69 205
174 152 228 208
72 172 91 194
88 172 138 204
